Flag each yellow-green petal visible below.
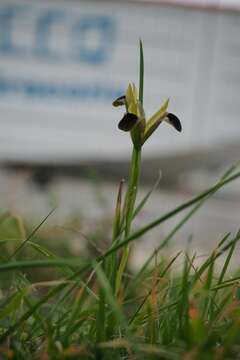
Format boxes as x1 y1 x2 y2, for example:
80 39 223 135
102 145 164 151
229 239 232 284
142 98 169 144
126 83 138 115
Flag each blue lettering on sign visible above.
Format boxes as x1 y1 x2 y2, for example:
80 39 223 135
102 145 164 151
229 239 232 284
72 17 115 64
0 77 123 102
0 4 116 65
0 5 28 55
34 9 66 60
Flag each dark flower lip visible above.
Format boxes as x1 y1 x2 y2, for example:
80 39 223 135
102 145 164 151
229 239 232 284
166 113 182 132
112 95 126 107
118 112 138 131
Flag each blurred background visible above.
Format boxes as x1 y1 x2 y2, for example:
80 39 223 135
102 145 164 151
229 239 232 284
0 0 240 266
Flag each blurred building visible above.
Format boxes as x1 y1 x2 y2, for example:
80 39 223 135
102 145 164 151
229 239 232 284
0 0 240 162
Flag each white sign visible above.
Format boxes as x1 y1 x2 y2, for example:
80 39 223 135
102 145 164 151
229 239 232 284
153 0 240 9
0 0 240 162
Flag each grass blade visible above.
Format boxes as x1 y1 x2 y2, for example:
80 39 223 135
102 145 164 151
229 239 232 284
8 208 56 260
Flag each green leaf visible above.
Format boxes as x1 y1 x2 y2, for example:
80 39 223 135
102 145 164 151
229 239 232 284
139 39 144 105
0 292 24 321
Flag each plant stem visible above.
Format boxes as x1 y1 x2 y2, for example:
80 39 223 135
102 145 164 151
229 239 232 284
116 146 141 294
125 146 142 237
116 40 144 294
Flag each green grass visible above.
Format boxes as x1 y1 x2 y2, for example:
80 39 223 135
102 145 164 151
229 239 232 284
1 42 240 359
1 167 240 360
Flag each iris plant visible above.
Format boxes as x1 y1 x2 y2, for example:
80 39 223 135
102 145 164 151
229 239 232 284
111 41 182 294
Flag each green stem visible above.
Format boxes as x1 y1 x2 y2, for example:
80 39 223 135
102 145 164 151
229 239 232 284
116 40 144 294
125 146 142 237
116 145 141 293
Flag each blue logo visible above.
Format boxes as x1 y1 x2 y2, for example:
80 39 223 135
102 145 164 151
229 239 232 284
0 4 116 65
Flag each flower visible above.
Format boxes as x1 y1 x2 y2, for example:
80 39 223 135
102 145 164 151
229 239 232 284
113 83 182 148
